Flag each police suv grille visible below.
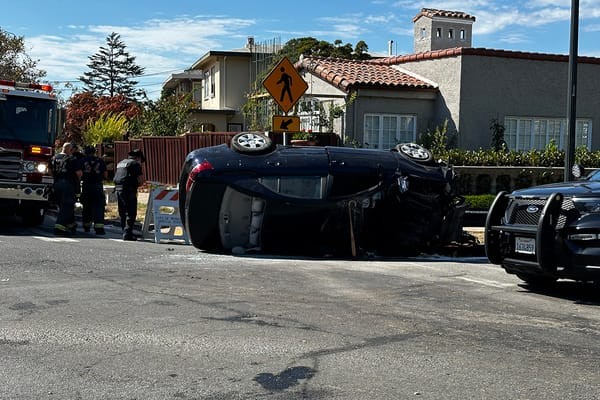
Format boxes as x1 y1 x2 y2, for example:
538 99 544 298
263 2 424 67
507 199 545 225
0 148 22 180
506 197 577 229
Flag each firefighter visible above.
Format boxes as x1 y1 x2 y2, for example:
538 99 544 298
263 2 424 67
113 149 145 241
71 143 84 202
50 142 82 235
80 145 108 235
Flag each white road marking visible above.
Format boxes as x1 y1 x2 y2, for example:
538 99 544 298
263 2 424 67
33 236 78 243
457 277 514 288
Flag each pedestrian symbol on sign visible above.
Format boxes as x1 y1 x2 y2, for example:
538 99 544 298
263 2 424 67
277 67 293 103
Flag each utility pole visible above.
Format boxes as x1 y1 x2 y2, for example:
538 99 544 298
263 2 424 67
564 0 579 181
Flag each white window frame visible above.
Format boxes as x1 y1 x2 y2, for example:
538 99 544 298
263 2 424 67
298 97 323 132
504 116 593 150
363 114 417 150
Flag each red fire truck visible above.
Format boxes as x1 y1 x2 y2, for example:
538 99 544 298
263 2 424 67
0 79 58 225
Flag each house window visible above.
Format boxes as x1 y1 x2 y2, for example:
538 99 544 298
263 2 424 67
436 28 442 38
192 82 202 103
203 70 210 99
420 28 427 39
460 29 466 40
209 66 216 98
299 98 322 132
364 114 416 149
448 29 454 39
504 117 593 150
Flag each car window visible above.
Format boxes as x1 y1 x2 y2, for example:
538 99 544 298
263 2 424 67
587 169 600 181
259 176 325 199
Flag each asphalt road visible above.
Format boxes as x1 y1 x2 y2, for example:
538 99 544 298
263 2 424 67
1 215 599 399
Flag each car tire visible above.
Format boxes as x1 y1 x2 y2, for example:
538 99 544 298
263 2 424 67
395 143 433 163
231 132 273 154
20 207 45 226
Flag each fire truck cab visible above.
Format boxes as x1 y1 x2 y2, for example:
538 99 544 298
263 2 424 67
0 79 58 225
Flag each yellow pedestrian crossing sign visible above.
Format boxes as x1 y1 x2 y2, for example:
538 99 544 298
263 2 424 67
272 115 300 132
263 57 308 113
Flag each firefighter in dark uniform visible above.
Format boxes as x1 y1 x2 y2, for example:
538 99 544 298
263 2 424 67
50 142 82 235
80 145 108 235
113 149 145 241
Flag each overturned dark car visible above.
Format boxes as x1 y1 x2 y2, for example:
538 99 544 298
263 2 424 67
486 168 600 285
179 132 465 257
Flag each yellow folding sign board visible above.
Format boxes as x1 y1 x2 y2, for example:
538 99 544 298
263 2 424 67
262 57 308 113
272 115 300 133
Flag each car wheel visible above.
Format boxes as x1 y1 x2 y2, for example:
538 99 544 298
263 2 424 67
231 132 273 154
515 273 557 287
396 143 432 163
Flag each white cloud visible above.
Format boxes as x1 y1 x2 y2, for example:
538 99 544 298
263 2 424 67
25 16 258 98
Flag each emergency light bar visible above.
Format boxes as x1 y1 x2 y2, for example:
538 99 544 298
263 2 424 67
0 79 53 93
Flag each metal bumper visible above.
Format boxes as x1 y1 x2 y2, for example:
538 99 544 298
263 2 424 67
0 180 51 202
485 192 563 271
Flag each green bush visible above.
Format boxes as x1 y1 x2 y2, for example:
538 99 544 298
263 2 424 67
464 194 496 210
436 142 600 169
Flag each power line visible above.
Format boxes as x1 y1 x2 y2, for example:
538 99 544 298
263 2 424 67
50 68 185 84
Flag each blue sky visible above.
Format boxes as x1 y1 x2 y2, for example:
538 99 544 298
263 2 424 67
3 0 599 100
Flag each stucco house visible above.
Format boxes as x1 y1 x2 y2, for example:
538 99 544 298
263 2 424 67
162 37 279 132
296 8 600 151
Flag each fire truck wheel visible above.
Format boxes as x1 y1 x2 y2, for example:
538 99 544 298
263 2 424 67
21 207 45 226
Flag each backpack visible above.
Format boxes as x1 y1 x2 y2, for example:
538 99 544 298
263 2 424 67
113 158 134 185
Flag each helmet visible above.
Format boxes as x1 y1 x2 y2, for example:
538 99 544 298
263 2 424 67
84 145 96 155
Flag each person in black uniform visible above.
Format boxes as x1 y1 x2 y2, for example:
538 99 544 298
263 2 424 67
71 143 84 204
113 149 145 241
50 142 83 235
80 145 108 235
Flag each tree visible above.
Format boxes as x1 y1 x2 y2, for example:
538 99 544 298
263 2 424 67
132 90 194 136
79 32 145 100
0 28 46 82
277 37 373 63
64 92 142 144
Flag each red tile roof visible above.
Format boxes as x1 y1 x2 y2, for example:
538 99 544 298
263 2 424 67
296 48 600 92
369 47 600 66
296 56 436 92
413 8 476 22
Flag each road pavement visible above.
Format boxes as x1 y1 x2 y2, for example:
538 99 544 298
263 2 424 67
0 215 599 399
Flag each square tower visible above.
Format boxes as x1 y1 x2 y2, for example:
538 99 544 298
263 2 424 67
413 8 476 54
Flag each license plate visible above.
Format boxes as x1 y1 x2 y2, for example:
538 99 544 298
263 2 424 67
515 237 535 255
